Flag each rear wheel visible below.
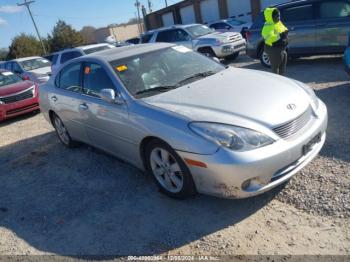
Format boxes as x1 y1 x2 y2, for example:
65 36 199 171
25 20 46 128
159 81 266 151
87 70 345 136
259 47 271 68
145 140 196 199
52 113 77 148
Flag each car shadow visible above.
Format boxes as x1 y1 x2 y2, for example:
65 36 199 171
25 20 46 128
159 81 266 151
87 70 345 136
229 55 347 85
0 132 284 256
316 82 350 163
0 110 40 128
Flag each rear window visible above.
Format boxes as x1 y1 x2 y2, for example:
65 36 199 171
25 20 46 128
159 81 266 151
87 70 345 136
83 45 113 55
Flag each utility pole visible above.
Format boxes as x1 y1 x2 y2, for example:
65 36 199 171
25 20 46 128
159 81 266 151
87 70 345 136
134 0 142 34
165 0 168 7
147 0 153 13
17 0 47 54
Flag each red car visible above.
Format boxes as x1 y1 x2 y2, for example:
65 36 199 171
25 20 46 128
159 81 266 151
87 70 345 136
0 69 39 121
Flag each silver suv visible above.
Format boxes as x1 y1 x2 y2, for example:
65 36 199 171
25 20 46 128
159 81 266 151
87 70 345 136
246 0 350 67
142 24 246 60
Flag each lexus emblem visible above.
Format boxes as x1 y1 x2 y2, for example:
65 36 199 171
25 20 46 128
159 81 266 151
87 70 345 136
287 104 296 110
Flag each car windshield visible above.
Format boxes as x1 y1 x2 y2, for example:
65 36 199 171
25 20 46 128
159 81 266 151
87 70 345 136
19 58 51 71
227 19 245 26
84 45 113 55
186 25 213 37
0 71 23 88
111 46 225 98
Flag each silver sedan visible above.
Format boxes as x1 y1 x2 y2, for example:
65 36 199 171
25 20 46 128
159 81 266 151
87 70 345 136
39 43 328 199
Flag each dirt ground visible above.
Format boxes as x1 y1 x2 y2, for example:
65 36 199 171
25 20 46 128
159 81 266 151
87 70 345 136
0 54 349 257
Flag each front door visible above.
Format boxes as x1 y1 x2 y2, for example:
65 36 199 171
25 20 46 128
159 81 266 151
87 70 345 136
79 62 135 161
281 3 316 55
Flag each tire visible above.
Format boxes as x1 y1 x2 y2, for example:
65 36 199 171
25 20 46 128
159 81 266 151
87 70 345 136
198 47 216 58
225 52 239 61
145 139 196 199
52 113 77 148
259 47 271 68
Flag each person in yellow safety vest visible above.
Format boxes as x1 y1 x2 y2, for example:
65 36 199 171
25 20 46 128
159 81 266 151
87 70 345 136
262 7 289 75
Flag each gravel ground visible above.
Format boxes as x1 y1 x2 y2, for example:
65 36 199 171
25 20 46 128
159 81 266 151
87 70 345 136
0 54 349 256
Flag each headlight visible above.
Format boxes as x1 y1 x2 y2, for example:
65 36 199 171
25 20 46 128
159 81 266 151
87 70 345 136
189 122 274 151
295 81 319 110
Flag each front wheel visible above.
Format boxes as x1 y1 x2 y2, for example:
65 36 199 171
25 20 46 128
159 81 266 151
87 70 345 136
145 140 196 199
225 52 239 61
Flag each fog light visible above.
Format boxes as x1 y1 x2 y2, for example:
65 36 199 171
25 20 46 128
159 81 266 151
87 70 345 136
241 179 251 190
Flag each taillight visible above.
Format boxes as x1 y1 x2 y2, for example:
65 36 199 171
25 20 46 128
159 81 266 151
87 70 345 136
22 76 30 81
245 31 252 40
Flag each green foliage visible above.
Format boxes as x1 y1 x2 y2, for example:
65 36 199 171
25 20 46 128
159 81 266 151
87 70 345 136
0 48 8 60
49 20 85 52
7 33 44 59
80 26 97 44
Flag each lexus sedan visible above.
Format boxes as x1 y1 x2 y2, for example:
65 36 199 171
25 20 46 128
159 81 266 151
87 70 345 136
40 43 327 199
0 69 39 121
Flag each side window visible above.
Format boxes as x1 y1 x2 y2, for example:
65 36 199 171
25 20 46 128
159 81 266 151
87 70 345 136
282 4 314 22
12 62 22 74
320 1 350 18
5 62 12 71
173 29 191 41
211 23 230 30
58 63 82 92
60 51 82 64
83 63 115 98
156 30 173 42
141 33 154 43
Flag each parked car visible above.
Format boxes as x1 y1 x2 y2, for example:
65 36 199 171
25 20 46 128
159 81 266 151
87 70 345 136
49 43 115 74
125 37 140 45
345 46 350 75
246 0 350 67
40 43 327 199
208 18 252 37
0 69 39 121
3 57 51 84
141 24 246 60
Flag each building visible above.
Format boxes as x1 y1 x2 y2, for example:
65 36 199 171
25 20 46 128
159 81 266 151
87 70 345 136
94 23 143 43
145 0 293 30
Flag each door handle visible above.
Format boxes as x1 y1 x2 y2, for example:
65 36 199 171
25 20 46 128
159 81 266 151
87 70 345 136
51 96 57 102
79 103 89 110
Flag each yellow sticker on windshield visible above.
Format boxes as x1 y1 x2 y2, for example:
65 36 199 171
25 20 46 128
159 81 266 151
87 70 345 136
116 65 128 72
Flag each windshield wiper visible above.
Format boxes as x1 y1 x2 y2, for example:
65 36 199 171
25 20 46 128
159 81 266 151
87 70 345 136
135 85 179 97
177 71 216 86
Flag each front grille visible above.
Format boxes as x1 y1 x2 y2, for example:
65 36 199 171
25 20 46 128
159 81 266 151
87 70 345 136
273 107 312 139
228 35 242 43
0 87 34 104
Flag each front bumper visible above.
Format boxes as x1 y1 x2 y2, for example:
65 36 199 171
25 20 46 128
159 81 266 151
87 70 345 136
212 39 246 58
0 94 39 121
177 100 328 199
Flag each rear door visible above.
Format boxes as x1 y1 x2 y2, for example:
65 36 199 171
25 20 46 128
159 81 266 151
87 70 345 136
79 62 133 160
314 0 350 53
281 3 316 55
51 62 89 143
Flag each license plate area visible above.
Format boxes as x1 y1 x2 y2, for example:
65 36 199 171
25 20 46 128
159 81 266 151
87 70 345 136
302 133 321 156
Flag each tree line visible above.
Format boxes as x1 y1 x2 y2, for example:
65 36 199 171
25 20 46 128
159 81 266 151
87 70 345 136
5 20 97 60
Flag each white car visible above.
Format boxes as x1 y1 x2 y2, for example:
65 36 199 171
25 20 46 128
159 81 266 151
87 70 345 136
3 56 51 84
208 18 252 37
48 43 115 74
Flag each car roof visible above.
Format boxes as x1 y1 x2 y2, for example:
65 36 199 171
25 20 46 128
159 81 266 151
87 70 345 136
85 43 174 62
49 43 113 55
11 56 43 62
142 23 202 35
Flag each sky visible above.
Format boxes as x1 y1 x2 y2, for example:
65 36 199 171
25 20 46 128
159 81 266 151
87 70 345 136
0 0 182 48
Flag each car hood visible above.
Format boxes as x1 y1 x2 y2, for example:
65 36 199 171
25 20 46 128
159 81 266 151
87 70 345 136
28 66 51 75
142 68 311 128
197 31 241 40
0 80 35 97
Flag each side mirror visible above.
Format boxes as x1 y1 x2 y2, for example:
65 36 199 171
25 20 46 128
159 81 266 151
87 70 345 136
100 88 124 104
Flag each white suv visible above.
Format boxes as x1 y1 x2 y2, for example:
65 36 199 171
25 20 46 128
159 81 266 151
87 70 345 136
48 43 114 74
